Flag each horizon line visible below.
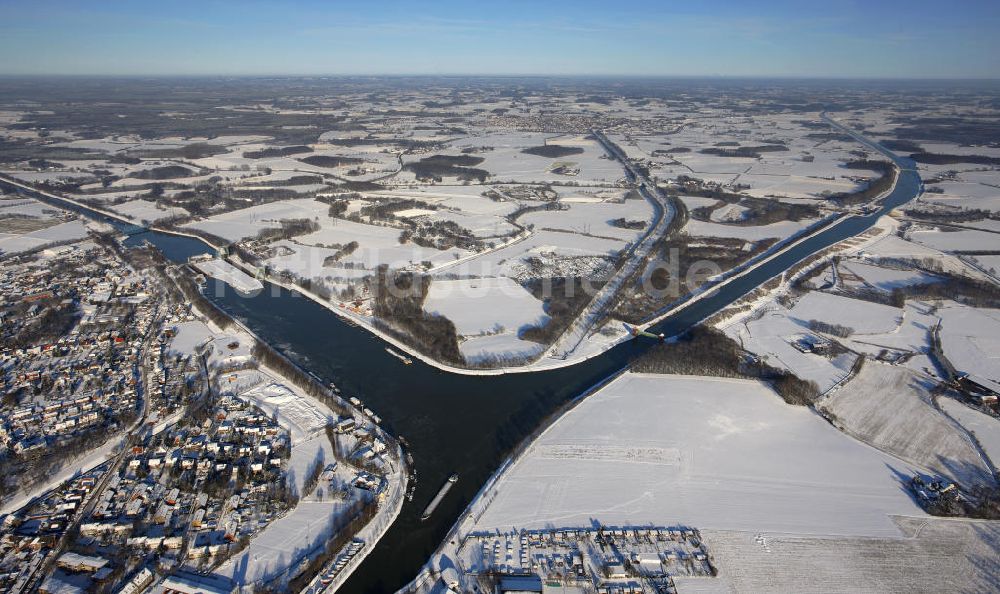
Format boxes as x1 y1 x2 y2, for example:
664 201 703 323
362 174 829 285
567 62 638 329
1 73 1000 82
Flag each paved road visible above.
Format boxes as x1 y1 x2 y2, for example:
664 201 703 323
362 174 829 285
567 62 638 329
543 130 676 360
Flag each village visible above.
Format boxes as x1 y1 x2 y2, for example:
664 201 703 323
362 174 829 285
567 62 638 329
0 237 159 492
0 190 405 593
447 524 714 594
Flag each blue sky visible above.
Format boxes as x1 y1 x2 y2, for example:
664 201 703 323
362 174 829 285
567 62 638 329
2 0 998 77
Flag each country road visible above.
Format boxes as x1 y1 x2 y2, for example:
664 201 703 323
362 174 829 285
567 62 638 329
543 129 676 360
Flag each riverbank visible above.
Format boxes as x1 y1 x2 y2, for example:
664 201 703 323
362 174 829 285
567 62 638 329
637 211 849 332
223 254 636 377
406 371 941 593
399 366 629 594
639 147 904 332
0 179 632 377
177 286 408 592
0 175 140 227
4 166 917 382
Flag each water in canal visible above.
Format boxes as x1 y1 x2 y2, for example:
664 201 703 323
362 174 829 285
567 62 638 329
4 153 920 593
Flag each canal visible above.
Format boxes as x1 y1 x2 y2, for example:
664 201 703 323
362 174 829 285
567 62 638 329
0 144 921 593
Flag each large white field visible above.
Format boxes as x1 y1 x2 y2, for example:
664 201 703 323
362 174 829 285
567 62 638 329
0 219 88 254
839 261 938 292
940 398 1000 470
423 276 548 336
473 373 925 537
821 362 991 485
182 198 323 242
790 290 902 334
423 276 549 363
444 132 625 185
938 304 1000 381
683 218 811 241
691 518 1000 594
458 333 546 364
519 200 653 243
193 258 264 294
909 228 1000 253
167 320 214 355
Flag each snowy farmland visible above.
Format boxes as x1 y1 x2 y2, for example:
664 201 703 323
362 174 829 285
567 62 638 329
839 260 939 292
789 291 902 334
423 279 544 326
683 218 812 242
182 199 324 243
472 373 925 538
692 518 1000 594
193 258 264 294
909 227 1000 253
940 398 1000 469
819 362 992 485
938 304 1000 381
0 218 88 255
422 277 549 363
613 112 885 201
723 290 905 391
442 132 625 185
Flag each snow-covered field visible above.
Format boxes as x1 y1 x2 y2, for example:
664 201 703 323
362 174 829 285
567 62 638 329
456 333 546 364
423 277 548 335
193 258 264 294
923 178 1000 213
974 254 1000 275
909 228 1000 252
840 300 939 375
820 362 991 485
938 304 1000 381
616 112 882 201
472 373 925 538
683 218 812 242
724 290 903 391
167 320 214 355
692 518 1000 594
422 276 549 363
182 199 323 242
790 291 902 334
519 200 652 243
940 398 1000 469
443 132 624 185
839 261 938 291
0 218 88 254
0 197 63 219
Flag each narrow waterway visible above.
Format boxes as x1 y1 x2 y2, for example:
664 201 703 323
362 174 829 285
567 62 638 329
0 144 921 593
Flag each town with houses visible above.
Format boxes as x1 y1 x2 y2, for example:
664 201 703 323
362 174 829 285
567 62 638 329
0 238 156 490
0 185 404 592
